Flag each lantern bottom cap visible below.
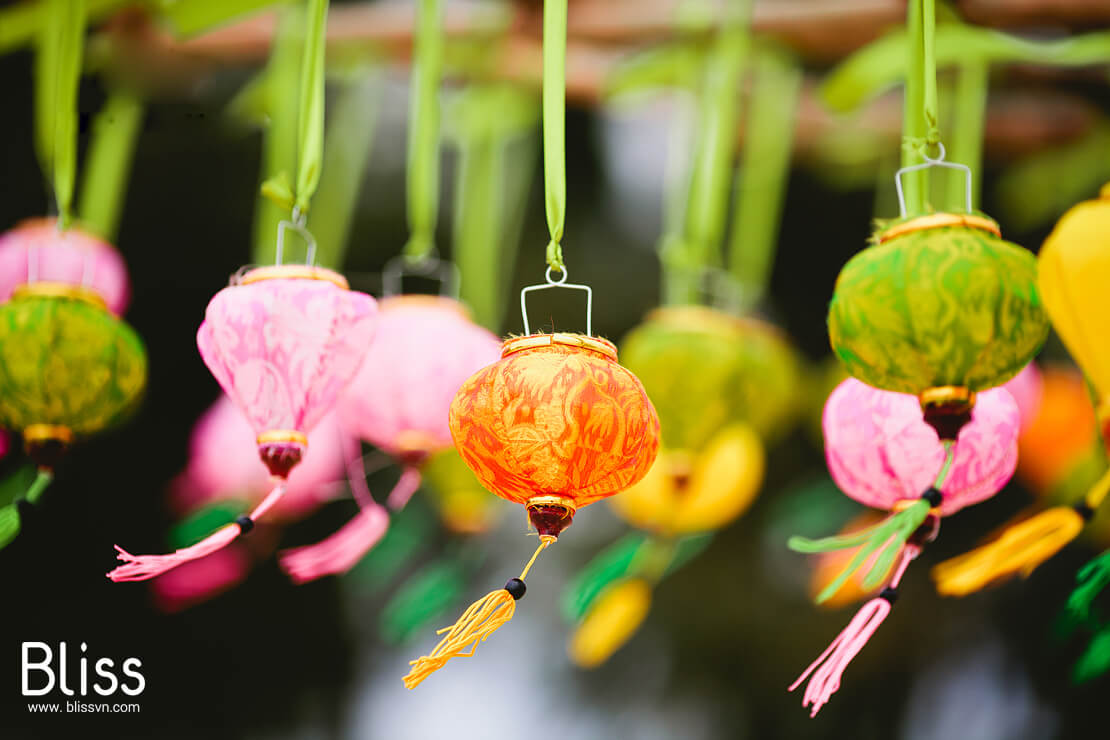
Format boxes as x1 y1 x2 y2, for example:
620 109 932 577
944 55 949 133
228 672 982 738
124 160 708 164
23 424 74 470
526 496 577 538
919 386 976 441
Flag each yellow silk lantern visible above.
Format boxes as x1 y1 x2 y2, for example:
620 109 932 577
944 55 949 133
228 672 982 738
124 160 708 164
1039 184 1110 442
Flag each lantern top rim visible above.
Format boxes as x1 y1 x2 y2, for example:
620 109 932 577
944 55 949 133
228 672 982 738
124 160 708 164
502 332 617 361
877 213 1001 243
237 265 349 290
12 281 108 310
8 217 113 249
381 293 470 318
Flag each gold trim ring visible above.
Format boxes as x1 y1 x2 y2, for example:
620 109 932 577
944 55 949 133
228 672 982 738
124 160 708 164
892 498 942 517
525 495 577 514
257 429 308 447
23 424 75 445
12 282 107 310
239 265 349 290
918 385 976 409
878 213 1001 243
502 333 618 361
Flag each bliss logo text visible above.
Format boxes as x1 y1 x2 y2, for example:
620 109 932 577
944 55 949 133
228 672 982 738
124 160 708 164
21 642 145 697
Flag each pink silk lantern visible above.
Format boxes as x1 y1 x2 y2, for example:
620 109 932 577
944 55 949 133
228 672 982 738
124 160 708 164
279 295 501 583
109 265 378 582
1002 362 1043 433
788 378 1019 716
0 218 130 315
824 379 1020 518
173 395 357 520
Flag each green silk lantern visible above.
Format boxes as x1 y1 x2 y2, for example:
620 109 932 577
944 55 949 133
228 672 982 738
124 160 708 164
828 212 1048 420
621 305 799 452
0 283 147 463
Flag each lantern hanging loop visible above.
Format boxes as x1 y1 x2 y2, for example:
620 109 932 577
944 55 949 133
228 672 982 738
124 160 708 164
274 208 317 266
894 142 973 217
381 253 459 298
519 266 593 336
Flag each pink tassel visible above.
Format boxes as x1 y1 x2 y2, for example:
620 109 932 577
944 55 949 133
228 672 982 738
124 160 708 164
151 546 251 613
108 483 287 582
386 467 422 510
789 545 919 717
278 468 420 583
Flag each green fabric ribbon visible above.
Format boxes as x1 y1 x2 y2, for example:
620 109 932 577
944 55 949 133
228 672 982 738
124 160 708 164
403 0 445 262
35 0 86 229
542 0 567 272
728 47 801 308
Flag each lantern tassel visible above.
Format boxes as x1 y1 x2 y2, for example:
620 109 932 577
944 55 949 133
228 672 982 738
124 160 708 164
0 470 52 549
789 497 932 603
108 482 287 582
403 535 554 689
278 472 413 584
790 545 918 717
932 467 1110 596
1066 549 1110 625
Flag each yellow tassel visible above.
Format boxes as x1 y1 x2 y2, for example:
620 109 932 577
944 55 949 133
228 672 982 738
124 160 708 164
931 507 1084 596
932 467 1110 596
403 535 554 688
568 578 652 669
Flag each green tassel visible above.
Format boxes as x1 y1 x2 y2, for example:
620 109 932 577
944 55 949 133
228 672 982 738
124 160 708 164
0 504 21 549
789 499 931 603
1066 550 1110 626
0 470 53 550
1074 626 1110 684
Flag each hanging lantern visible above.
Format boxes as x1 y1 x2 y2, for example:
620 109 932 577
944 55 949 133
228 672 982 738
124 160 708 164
338 295 500 460
828 212 1048 436
0 283 146 548
1038 183 1110 446
621 305 799 451
151 399 353 611
787 378 1019 715
174 394 356 520
0 218 130 315
109 264 377 582
277 294 501 582
403 332 660 688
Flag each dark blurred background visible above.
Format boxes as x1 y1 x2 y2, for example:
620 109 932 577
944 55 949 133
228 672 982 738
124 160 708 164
2 1 1110 738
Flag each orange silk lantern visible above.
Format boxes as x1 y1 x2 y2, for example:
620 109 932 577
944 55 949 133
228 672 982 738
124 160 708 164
451 333 660 535
404 333 660 687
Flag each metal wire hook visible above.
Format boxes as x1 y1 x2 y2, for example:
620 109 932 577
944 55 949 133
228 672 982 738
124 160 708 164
894 142 973 217
381 254 460 298
275 209 317 266
520 266 593 336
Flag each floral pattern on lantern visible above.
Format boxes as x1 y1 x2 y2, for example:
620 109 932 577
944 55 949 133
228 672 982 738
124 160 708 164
449 333 660 526
824 378 1020 516
828 217 1049 395
0 289 146 442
